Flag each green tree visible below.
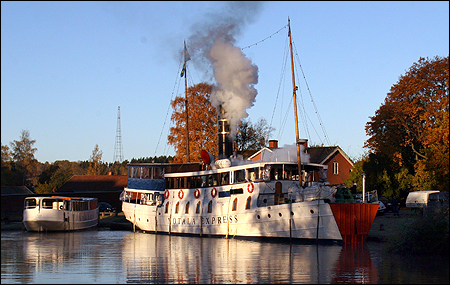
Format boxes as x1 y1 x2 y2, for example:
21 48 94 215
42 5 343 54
35 166 74 193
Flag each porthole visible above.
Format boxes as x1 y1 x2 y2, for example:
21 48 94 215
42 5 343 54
279 213 282 217
310 209 314 214
263 198 268 203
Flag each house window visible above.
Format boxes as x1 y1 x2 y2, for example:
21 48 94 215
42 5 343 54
207 201 212 213
196 201 201 214
232 198 238 211
245 197 251 210
333 162 339 175
185 202 190 214
175 202 179 214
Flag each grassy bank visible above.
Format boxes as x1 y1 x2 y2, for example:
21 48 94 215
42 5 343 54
369 209 449 256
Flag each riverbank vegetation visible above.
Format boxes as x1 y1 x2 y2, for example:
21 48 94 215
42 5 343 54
344 56 449 202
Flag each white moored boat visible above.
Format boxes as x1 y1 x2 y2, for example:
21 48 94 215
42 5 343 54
23 196 99 232
121 19 378 244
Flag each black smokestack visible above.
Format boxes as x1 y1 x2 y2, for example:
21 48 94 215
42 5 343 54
218 105 232 159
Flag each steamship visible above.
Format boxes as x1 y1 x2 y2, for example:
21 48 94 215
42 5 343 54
120 19 379 244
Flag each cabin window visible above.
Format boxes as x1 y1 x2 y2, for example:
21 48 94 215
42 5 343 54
201 176 208 187
25 199 37 209
42 199 56 209
232 198 238 211
185 202 190 214
220 172 230 185
186 177 192 188
283 164 298 180
175 202 179 214
248 168 258 181
245 197 251 209
207 201 212 213
142 168 150 179
230 188 243 195
270 165 283 180
333 162 339 175
234 170 246 183
196 201 201 214
165 202 169 214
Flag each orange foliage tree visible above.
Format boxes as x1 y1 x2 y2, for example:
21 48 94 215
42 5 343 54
168 82 218 163
365 56 449 192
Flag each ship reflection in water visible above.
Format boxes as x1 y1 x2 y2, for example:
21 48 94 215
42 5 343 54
5 230 445 284
121 233 378 284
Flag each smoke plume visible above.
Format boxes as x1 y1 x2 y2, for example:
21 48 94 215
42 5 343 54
186 1 263 138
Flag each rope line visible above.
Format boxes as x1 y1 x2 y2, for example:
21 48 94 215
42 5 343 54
242 24 288 50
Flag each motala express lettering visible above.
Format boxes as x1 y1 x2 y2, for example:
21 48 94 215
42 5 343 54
168 215 239 225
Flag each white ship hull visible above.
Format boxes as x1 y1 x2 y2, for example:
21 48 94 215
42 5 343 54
23 196 99 232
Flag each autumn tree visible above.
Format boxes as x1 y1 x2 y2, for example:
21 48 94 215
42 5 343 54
9 130 38 187
87 144 104 175
168 82 218 163
365 56 449 193
235 117 275 153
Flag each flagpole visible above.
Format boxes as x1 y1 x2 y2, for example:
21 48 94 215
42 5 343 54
184 41 190 163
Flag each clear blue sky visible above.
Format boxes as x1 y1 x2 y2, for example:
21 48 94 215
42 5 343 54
2 1 449 163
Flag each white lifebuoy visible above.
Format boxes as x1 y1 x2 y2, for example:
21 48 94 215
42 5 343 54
211 187 217 198
194 189 200 199
178 189 184 199
164 190 170 199
247 182 254 193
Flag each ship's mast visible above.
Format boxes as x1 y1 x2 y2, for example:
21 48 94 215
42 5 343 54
288 18 302 185
183 41 190 163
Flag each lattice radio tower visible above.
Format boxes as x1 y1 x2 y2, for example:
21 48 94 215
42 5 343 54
113 106 124 163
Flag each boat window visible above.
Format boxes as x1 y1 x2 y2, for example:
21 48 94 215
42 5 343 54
232 198 238 211
185 202 190 214
25 198 37 209
175 202 179 214
230 188 244 195
196 201 201 214
219 191 230 198
165 202 169 214
248 168 257 181
186 177 192 188
142 167 150 179
131 167 141 179
194 176 202 188
42 199 56 209
234 170 246 183
180 177 185 188
271 165 284 180
282 164 294 180
201 176 208 187
220 172 230 185
207 200 212 213
245 197 251 209
207 175 214 187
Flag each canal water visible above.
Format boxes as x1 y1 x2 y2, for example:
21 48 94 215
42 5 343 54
1 229 448 284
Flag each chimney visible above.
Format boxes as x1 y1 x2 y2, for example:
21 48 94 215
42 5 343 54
269 140 278 149
218 105 233 159
298 139 308 149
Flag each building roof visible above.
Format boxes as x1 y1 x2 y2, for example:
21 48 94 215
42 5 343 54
1 186 33 195
307 146 354 166
56 175 127 193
